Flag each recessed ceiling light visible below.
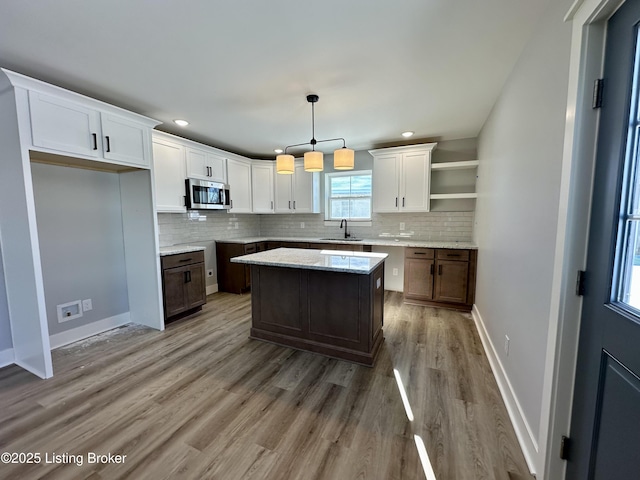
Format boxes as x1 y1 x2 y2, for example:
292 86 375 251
174 119 189 127
402 131 414 138
274 148 283 154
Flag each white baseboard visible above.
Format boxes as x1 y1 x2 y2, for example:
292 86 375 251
206 284 219 296
471 305 539 476
49 313 131 350
0 348 15 368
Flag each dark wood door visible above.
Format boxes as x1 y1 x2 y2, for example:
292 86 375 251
567 1 640 477
404 258 434 299
163 266 188 318
185 264 206 310
433 260 468 304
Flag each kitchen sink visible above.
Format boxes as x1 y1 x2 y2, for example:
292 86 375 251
320 237 363 242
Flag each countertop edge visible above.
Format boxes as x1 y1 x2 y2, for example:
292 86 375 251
214 237 477 250
159 245 206 256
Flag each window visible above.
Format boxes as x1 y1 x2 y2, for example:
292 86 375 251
325 170 372 221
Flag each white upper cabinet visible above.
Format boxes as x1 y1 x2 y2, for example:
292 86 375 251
227 158 253 213
29 91 102 159
28 90 155 168
152 133 187 213
292 161 319 213
251 162 275 213
370 143 437 213
274 170 294 213
274 160 319 214
186 147 227 183
101 113 152 166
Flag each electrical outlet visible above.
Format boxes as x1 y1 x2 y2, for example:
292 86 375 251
207 269 214 277
392 268 399 276
57 300 83 323
82 299 93 312
504 335 510 356
399 222 405 231
300 222 305 229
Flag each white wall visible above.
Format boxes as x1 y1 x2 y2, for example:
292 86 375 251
473 0 573 472
31 162 130 336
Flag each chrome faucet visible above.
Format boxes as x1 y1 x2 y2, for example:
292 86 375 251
340 218 350 239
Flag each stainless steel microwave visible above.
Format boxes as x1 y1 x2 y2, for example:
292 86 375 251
185 178 231 210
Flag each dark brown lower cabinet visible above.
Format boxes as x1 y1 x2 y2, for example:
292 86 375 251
403 247 477 311
161 251 206 321
216 242 257 294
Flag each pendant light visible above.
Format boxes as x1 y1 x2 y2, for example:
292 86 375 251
276 94 355 173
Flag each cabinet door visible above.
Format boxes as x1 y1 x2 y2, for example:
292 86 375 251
163 266 188 318
207 153 227 183
292 162 317 213
372 153 401 212
152 138 186 212
185 264 206 310
101 113 151 167
186 148 209 179
28 91 101 158
401 151 430 212
404 258 434 299
274 171 293 213
434 260 469 304
251 163 274 213
227 158 253 213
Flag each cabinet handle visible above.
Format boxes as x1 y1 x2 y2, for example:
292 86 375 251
185 270 191 283
438 264 442 275
105 136 111 152
402 197 405 207
415 252 426 255
179 258 192 263
289 200 291 209
271 200 273 210
430 264 434 275
92 133 98 150
447 253 461 257
395 197 398 207
293 200 296 209
230 199 233 208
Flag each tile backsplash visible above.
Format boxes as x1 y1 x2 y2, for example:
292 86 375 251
158 211 474 247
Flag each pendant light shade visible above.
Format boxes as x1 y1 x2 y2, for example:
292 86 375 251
276 154 295 174
333 147 355 170
275 94 354 174
304 150 324 172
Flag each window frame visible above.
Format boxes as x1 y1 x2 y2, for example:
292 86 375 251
324 169 373 224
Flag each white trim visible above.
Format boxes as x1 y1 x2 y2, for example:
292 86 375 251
471 305 538 475
206 284 218 296
539 1 625 479
0 348 15 368
49 313 131 350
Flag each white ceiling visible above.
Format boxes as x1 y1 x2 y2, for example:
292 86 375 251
0 0 550 159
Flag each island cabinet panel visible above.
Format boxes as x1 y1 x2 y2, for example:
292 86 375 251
404 247 477 311
161 251 206 321
249 263 385 365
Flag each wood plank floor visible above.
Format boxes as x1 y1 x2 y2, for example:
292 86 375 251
0 292 533 480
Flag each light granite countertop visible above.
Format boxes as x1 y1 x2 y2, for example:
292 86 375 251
159 245 206 256
231 247 388 274
217 236 477 250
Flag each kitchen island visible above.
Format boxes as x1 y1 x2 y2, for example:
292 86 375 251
231 248 387 366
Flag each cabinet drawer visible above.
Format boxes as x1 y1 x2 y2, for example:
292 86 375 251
436 249 470 261
161 250 204 270
405 247 435 259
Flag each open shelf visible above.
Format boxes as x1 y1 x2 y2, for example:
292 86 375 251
430 160 479 171
430 192 478 200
